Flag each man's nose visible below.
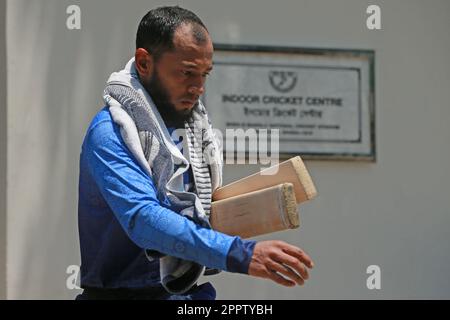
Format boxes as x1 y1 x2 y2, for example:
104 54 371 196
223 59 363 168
188 78 205 96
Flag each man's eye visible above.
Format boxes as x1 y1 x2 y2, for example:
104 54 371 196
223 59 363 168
182 70 192 76
202 72 210 78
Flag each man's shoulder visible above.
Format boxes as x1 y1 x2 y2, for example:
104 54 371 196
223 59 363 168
86 106 123 137
89 106 113 129
83 106 121 149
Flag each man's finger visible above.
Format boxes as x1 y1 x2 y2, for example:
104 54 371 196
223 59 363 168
268 261 305 285
281 245 314 269
276 253 309 280
267 269 296 287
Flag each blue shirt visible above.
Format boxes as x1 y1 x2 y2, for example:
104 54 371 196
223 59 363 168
78 107 255 289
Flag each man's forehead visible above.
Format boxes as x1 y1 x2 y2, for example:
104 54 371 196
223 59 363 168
171 23 213 57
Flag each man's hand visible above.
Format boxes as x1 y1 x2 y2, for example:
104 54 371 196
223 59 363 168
248 240 314 287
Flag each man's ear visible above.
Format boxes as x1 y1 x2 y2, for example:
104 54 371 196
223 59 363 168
135 48 154 79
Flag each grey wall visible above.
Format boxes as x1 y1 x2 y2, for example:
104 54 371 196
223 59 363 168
1 0 7 301
5 0 450 299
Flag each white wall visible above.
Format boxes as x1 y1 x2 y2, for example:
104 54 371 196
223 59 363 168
6 0 450 299
0 0 7 301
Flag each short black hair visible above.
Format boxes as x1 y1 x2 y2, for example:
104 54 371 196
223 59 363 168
136 6 209 61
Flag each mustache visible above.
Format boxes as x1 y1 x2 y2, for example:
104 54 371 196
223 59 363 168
182 96 199 102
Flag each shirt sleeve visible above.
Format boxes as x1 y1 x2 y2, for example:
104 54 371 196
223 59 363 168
226 237 257 274
82 118 253 273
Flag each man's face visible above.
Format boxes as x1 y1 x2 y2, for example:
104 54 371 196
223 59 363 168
141 23 213 122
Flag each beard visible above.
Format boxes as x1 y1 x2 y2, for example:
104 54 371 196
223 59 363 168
146 69 195 128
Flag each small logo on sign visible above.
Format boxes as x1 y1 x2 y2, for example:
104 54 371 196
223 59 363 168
269 71 297 93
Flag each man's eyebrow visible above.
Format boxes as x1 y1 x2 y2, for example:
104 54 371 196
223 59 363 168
181 62 213 70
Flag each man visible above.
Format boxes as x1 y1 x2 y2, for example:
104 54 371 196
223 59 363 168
77 6 314 300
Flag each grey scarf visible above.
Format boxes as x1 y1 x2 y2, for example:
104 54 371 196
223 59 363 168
103 58 223 294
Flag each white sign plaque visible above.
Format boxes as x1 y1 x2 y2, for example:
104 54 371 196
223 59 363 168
203 45 376 161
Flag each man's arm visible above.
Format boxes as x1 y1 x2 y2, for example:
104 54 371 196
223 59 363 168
84 117 314 285
82 118 254 273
